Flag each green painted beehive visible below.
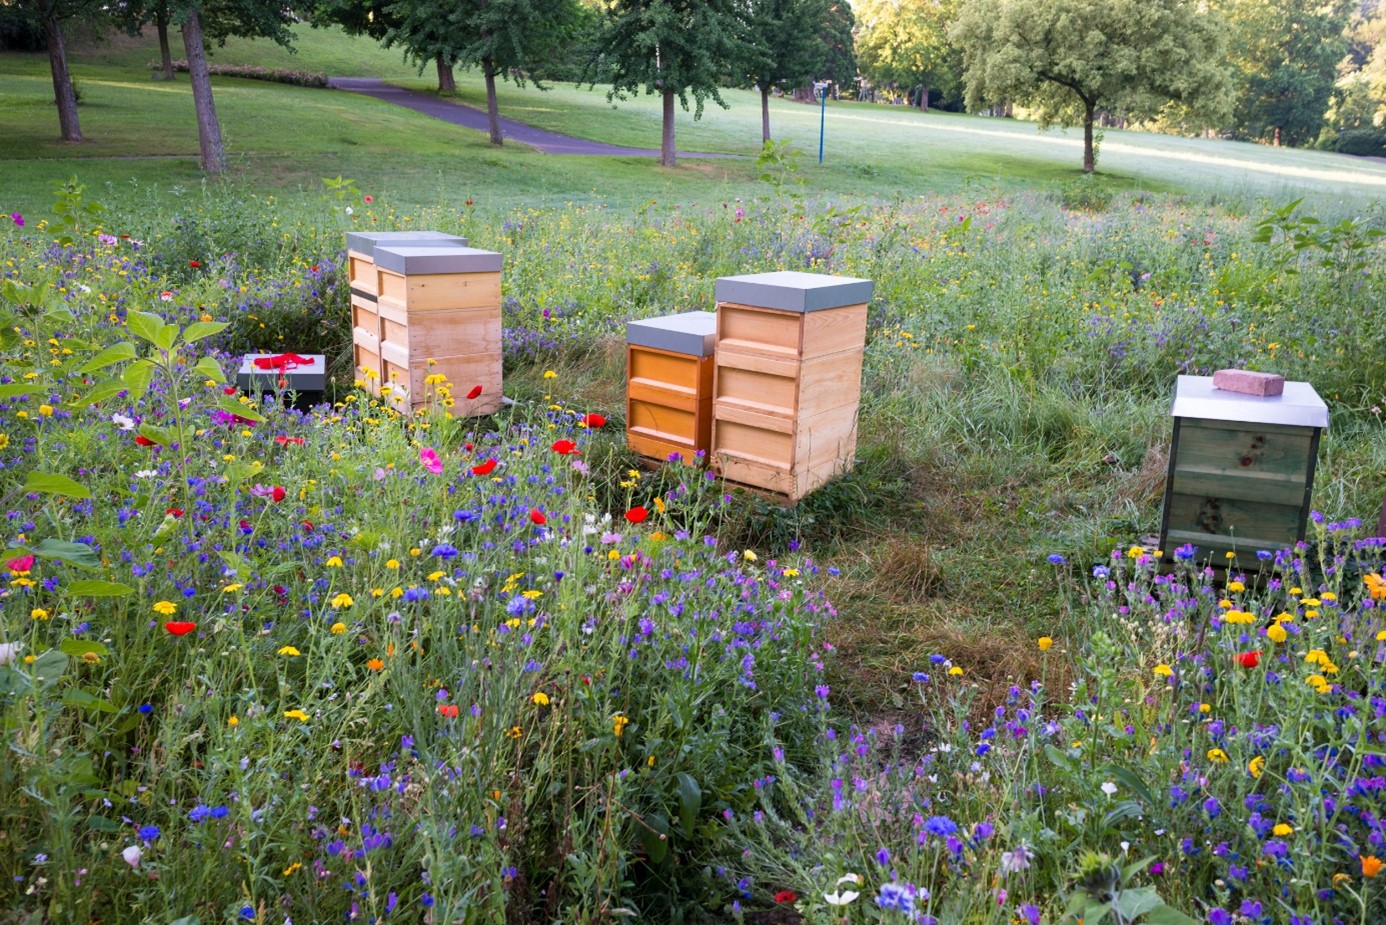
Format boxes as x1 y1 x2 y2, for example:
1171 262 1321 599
1159 374 1328 565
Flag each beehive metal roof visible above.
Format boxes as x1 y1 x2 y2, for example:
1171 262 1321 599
1171 375 1328 428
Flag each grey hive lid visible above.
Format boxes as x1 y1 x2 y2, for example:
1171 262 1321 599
715 271 873 313
372 245 503 275
345 231 468 257
1171 375 1329 428
627 311 717 357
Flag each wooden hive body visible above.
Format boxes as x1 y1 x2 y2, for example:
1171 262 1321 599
709 272 873 501
1159 375 1328 564
353 243 503 416
626 312 717 464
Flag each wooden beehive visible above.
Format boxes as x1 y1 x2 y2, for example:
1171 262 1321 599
346 231 467 396
1159 375 1328 565
710 271 873 501
368 244 503 416
626 311 717 464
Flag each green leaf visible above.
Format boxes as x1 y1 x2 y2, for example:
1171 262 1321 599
154 323 180 352
86 816 125 833
59 640 109 659
0 383 38 400
29 539 101 570
217 396 265 423
137 424 175 448
78 342 138 374
28 650 69 689
121 359 156 398
191 355 227 383
675 772 701 835
126 310 165 346
640 812 670 865
1102 799 1145 828
1044 744 1072 771
67 579 135 597
62 687 118 713
24 471 91 500
169 916 201 925
1143 905 1199 925
182 321 228 345
1105 764 1158 810
1112 886 1164 921
70 378 128 408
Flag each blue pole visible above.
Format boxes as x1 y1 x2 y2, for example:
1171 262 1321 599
818 87 826 164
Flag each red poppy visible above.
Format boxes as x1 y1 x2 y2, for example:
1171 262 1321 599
1235 650 1262 669
275 435 305 446
774 890 797 904
624 506 648 524
551 439 578 455
464 443 475 452
437 704 459 718
529 508 547 526
189 260 200 268
164 621 197 636
166 507 184 518
580 413 607 428
134 435 156 447
223 386 238 395
271 486 286 503
465 199 474 206
471 458 498 476
5 555 35 573
466 384 484 400
300 520 313 532
363 195 373 204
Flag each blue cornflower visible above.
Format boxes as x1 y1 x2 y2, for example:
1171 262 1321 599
138 825 160 841
923 815 958 837
875 882 914 914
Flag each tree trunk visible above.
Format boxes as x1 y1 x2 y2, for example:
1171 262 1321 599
1082 102 1095 173
761 87 771 145
661 89 676 167
43 16 82 142
156 10 175 80
182 10 226 174
918 84 929 112
482 55 502 146
436 55 456 94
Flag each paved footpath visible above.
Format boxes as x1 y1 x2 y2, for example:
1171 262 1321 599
329 77 735 158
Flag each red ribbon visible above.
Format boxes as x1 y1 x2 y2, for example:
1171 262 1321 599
253 353 315 371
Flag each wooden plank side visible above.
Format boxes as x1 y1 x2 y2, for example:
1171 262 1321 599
1174 420 1314 480
1170 465 1308 506
713 401 795 434
377 271 502 312
348 251 376 296
628 380 699 413
629 430 699 464
714 362 797 418
797 405 860 468
714 451 797 496
798 348 865 418
628 400 698 447
800 303 868 359
716 303 802 358
713 418 795 471
1163 491 1304 547
629 346 701 396
354 344 382 396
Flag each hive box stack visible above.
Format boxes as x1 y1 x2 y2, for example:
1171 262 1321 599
368 244 504 416
1158 373 1329 565
625 311 717 464
710 271 873 501
346 231 467 398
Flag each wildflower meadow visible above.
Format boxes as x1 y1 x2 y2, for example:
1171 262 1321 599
2 179 1385 925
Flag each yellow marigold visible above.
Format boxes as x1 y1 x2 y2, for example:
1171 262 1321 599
613 714 630 738
1153 664 1174 677
1038 636 1054 651
1272 823 1293 837
385 559 400 570
222 583 243 593
283 709 309 722
367 658 385 671
531 692 550 706
1305 649 1330 666
1248 755 1265 778
1266 624 1287 644
330 622 346 635
1226 581 1245 592
1127 545 1146 559
1207 748 1230 764
326 556 343 567
330 592 354 608
228 716 239 727
152 600 178 616
1361 855 1382 878
507 725 522 739
278 646 301 657
948 665 964 677
30 608 49 621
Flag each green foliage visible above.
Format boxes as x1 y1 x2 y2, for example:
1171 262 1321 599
756 138 805 188
1057 175 1114 212
856 0 962 109
1336 127 1386 157
48 176 104 248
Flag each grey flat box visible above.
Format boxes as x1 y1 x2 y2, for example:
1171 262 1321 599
1170 375 1328 429
237 354 327 392
345 231 468 257
715 271 874 313
627 311 717 357
372 245 503 276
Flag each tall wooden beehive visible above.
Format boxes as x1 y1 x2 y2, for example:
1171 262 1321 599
626 311 717 465
361 244 503 416
1159 375 1328 564
346 231 467 401
710 271 873 501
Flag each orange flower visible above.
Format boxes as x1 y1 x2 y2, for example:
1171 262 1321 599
1364 855 1383 878
1365 573 1386 600
366 658 384 671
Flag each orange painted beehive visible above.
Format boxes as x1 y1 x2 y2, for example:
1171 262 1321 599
710 271 873 501
367 244 503 416
626 311 717 465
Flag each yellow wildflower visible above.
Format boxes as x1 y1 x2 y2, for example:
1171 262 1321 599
1248 755 1265 778
1153 664 1174 677
152 600 178 616
330 622 346 635
531 692 550 706
1038 637 1054 651
613 714 630 738
330 592 354 608
1207 748 1229 763
283 709 309 722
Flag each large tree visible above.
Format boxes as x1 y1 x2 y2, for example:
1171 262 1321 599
741 0 831 144
1215 0 1353 147
594 0 748 167
177 0 296 172
857 0 961 112
950 0 1233 172
815 2 857 90
13 0 104 141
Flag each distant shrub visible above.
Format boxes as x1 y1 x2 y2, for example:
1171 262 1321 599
1057 175 1113 212
1336 128 1386 157
153 60 329 88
